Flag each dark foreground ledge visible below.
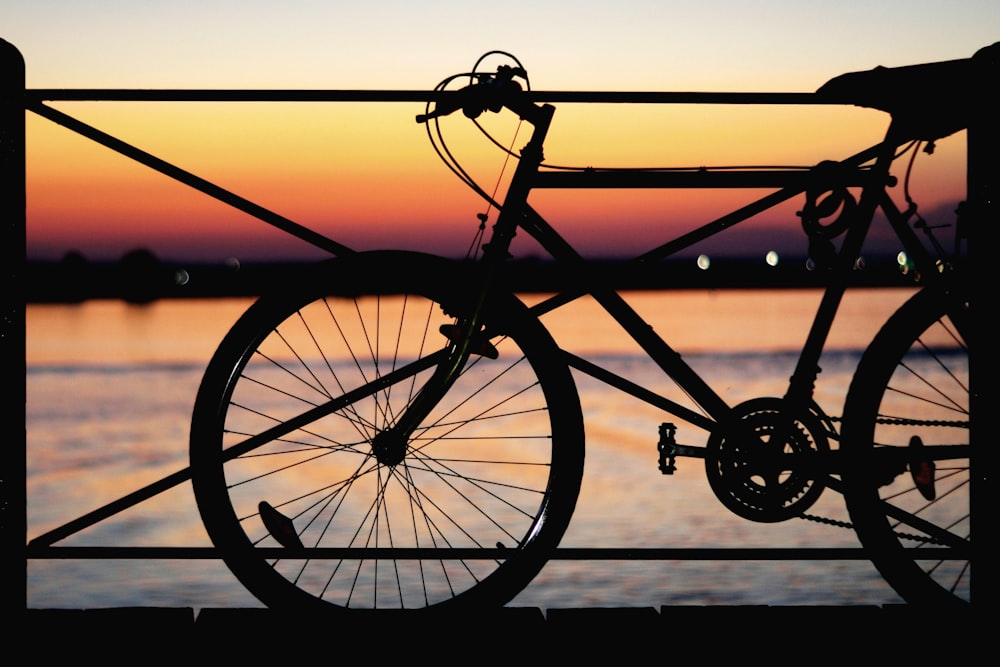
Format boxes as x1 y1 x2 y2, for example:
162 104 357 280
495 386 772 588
24 605 980 658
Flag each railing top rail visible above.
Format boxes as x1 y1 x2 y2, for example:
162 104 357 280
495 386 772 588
24 89 833 105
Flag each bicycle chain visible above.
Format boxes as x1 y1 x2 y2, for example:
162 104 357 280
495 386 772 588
736 414 957 544
798 513 948 545
799 512 853 530
829 415 967 428
874 416 969 428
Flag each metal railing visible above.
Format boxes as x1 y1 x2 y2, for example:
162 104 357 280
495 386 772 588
5 38 993 610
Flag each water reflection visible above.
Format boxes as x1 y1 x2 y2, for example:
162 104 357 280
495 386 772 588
26 289 915 609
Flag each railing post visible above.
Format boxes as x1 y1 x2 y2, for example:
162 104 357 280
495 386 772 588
967 41 996 608
1 37 26 615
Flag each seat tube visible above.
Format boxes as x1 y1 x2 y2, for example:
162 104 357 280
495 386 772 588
786 131 899 403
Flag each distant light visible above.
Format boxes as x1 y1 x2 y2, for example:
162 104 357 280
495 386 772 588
174 268 190 286
226 257 241 271
896 251 915 274
765 250 779 267
697 254 710 270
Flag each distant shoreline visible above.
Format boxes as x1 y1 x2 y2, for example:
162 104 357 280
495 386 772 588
23 255 917 304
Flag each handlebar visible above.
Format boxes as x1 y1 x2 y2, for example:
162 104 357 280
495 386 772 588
415 65 532 124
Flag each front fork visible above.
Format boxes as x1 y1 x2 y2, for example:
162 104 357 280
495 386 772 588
375 105 557 464
369 322 479 466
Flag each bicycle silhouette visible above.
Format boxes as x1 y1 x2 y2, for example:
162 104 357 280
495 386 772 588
181 48 988 611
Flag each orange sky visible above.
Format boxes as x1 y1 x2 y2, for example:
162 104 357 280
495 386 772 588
23 96 969 264
6 2 988 265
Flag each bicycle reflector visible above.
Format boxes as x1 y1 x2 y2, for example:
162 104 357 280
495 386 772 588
908 435 937 501
258 500 305 550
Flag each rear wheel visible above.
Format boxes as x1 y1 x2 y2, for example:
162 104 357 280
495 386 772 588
190 251 584 611
842 286 970 605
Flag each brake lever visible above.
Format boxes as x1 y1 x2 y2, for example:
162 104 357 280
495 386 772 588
416 67 526 124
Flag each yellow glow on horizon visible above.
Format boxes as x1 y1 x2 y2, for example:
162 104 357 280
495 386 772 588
542 103 893 167
25 91 968 262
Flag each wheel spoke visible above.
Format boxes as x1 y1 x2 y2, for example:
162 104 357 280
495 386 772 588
221 350 447 462
842 287 970 604
190 253 583 610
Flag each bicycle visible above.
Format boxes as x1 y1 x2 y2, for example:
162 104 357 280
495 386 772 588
189 47 987 612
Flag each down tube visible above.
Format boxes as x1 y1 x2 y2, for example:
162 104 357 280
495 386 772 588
517 205 738 424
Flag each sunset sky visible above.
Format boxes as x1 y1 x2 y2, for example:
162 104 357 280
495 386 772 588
4 2 997 264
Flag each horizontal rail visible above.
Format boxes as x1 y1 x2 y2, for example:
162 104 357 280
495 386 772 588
26 100 353 257
25 89 844 105
25 546 969 560
532 168 879 189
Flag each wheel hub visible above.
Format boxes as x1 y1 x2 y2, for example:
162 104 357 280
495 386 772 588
371 430 407 467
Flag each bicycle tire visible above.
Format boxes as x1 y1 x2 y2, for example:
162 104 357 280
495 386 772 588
190 250 584 611
841 286 970 605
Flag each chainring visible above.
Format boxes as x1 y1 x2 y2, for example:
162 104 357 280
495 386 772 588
705 397 832 522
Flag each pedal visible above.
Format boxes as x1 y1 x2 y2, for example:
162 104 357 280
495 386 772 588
657 423 677 474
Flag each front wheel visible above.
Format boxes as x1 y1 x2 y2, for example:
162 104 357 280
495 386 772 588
190 251 584 611
841 286 971 605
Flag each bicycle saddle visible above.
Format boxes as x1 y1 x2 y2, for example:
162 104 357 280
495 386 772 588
815 41 998 142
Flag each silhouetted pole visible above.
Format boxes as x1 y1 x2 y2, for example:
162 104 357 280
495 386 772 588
968 42 996 608
0 37 26 614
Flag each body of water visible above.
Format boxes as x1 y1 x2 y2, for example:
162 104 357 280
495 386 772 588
26 288 918 610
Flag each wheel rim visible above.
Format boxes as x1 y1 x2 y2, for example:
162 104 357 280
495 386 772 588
844 288 970 604
191 255 582 611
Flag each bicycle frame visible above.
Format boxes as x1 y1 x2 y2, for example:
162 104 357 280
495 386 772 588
18 42 985 610
447 92 958 457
